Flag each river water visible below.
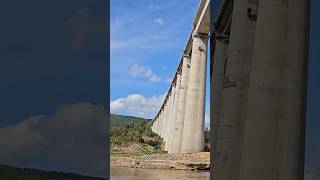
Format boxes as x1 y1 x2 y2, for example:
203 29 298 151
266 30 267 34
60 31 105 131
110 167 210 180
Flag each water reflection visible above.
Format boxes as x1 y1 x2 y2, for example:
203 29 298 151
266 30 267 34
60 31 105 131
111 167 210 180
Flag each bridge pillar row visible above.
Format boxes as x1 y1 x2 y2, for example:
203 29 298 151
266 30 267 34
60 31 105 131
171 55 191 154
181 33 208 153
168 72 181 153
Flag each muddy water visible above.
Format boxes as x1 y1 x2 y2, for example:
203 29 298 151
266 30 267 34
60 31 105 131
110 167 210 180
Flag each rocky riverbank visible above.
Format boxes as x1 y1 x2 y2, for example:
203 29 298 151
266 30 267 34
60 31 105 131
111 152 210 170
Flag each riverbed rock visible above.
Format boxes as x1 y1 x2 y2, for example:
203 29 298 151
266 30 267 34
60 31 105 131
111 152 210 170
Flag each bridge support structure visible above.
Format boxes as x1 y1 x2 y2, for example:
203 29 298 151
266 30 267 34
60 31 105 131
150 0 210 154
211 0 310 179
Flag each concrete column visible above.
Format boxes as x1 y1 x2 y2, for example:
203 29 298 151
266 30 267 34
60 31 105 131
157 112 163 134
165 95 170 141
152 117 157 132
154 116 160 134
154 117 159 132
154 118 157 132
171 55 191 153
212 0 258 179
165 101 170 140
160 103 167 137
163 94 171 143
169 88 176 140
160 108 164 135
159 112 162 134
161 101 168 141
181 33 208 153
154 119 160 134
211 38 228 156
157 114 160 134
155 118 161 134
158 115 161 134
151 121 154 132
239 0 310 179
164 96 169 150
168 73 181 153
165 88 176 151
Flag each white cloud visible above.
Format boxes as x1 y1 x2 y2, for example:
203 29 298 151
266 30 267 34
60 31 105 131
0 102 106 177
110 98 126 113
130 64 161 82
110 93 165 119
154 18 165 25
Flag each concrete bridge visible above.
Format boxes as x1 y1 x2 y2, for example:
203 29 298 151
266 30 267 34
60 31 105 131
211 0 310 179
151 0 310 178
150 0 210 154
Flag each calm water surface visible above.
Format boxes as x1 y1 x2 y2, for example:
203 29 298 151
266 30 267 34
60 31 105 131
110 167 210 180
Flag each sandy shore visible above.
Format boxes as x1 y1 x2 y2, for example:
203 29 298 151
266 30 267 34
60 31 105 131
111 152 210 170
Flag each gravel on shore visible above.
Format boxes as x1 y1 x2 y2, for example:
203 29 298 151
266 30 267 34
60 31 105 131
111 152 210 170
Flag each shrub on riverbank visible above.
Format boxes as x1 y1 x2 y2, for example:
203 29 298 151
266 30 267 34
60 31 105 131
110 120 164 156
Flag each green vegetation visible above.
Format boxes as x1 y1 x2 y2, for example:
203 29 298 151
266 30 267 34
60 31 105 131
0 165 105 180
110 114 165 156
110 114 151 127
110 114 211 155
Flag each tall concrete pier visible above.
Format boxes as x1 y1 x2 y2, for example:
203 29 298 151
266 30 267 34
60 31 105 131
212 0 258 178
211 0 310 179
171 56 191 154
168 73 181 152
181 34 208 153
150 0 210 154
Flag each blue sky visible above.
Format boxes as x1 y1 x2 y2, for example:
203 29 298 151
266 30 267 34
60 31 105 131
110 0 211 127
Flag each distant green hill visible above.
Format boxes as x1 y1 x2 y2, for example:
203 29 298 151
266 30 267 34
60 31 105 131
110 114 151 127
0 165 105 180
